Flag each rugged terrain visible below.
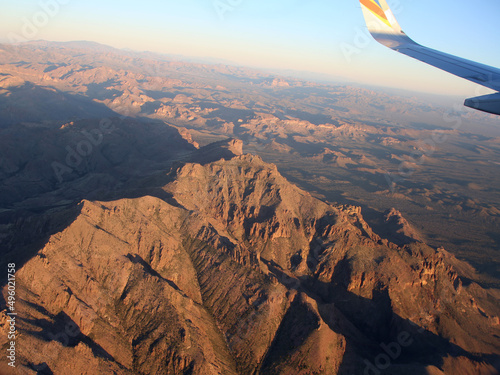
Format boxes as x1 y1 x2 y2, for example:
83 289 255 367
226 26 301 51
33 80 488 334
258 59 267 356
0 41 499 374
2 143 500 374
1 41 499 283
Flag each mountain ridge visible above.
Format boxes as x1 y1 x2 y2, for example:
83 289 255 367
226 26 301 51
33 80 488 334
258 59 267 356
1 41 500 375
2 151 499 374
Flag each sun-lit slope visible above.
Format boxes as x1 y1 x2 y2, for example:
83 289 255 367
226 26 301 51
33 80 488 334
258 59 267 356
3 149 499 374
1 41 499 374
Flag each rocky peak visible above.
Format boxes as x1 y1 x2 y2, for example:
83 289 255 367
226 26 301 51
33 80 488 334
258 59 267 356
187 138 243 165
384 207 424 245
2 153 499 374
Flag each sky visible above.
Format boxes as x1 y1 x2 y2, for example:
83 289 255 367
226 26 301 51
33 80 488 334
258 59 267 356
1 0 499 96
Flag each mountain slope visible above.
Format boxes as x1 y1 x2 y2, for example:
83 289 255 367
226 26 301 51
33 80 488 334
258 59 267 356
2 152 499 374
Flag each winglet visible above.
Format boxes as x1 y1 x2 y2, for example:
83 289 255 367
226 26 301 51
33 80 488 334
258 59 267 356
358 0 500 115
359 0 414 49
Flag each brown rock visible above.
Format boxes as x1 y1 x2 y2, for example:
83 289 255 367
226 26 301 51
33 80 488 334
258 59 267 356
2 154 499 374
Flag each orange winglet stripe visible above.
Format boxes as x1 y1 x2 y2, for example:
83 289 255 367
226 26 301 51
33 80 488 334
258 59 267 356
360 0 389 23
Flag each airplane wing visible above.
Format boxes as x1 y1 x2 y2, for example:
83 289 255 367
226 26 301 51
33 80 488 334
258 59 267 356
358 0 500 116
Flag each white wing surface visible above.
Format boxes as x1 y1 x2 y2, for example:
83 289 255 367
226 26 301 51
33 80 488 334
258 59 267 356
359 0 500 115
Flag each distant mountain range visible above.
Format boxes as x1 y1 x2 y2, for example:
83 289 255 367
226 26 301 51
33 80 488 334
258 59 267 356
0 41 499 375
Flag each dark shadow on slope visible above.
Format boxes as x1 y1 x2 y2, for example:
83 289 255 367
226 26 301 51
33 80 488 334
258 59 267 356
0 204 82 300
0 116 197 208
259 293 321 374
22 307 116 362
260 255 499 374
286 109 338 126
0 128 244 313
357 205 422 246
186 138 243 165
86 80 122 100
0 118 199 299
276 169 360 208
202 107 255 134
125 253 182 293
0 82 116 128
143 90 179 100
94 138 245 207
29 362 54 374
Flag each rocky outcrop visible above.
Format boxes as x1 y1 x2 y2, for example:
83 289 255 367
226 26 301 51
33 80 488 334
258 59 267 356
2 154 499 374
384 208 424 245
187 139 244 165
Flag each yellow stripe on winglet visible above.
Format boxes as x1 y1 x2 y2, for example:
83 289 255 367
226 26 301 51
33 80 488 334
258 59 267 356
360 0 393 28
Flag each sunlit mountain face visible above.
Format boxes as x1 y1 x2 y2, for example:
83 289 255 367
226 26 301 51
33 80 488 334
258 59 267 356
0 42 499 375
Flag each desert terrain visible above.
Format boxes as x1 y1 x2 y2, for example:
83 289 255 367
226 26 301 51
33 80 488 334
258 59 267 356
0 41 499 374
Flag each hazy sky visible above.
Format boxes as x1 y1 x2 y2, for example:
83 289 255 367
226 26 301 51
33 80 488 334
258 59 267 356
2 0 499 96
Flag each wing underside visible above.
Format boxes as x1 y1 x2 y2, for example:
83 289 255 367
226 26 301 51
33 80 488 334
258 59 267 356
359 0 500 115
